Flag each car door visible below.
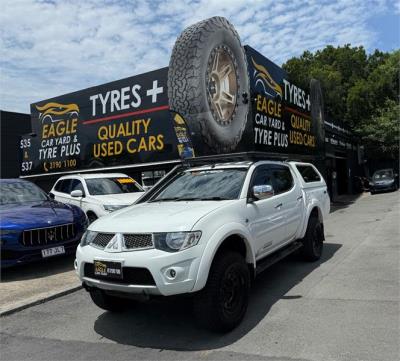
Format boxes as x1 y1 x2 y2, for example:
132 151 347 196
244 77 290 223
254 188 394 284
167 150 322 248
68 179 86 210
52 179 72 204
245 165 288 260
269 165 303 245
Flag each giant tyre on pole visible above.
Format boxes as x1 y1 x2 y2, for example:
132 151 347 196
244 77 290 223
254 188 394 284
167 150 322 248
168 17 250 153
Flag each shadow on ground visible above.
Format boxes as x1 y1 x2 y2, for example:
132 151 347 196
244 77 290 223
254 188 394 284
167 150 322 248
0 254 75 282
94 242 342 351
330 193 364 213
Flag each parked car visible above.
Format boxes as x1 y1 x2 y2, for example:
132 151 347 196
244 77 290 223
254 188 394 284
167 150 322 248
369 169 398 194
50 173 145 223
0 179 87 268
76 159 330 331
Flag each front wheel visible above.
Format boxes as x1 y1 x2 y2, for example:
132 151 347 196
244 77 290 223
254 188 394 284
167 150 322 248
193 252 250 332
301 216 324 262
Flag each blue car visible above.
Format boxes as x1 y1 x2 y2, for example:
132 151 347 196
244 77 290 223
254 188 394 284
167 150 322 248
0 179 88 268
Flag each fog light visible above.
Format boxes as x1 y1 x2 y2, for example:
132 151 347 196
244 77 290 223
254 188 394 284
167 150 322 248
169 269 176 278
74 259 78 270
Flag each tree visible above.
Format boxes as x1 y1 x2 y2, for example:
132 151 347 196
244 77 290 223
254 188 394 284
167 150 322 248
283 46 399 157
355 99 400 158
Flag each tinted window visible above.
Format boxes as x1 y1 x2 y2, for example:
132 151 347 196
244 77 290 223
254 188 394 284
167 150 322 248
271 167 293 194
249 165 293 196
86 177 143 195
54 180 64 192
296 165 321 183
251 167 273 187
59 179 72 193
71 179 84 193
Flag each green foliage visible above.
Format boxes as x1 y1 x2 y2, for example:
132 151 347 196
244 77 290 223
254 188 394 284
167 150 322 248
355 100 400 157
283 46 400 156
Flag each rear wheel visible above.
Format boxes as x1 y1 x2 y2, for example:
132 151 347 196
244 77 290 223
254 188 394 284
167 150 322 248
89 289 127 312
193 252 250 332
301 216 324 262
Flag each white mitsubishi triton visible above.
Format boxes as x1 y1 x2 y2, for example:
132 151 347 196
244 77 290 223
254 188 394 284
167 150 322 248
76 158 330 332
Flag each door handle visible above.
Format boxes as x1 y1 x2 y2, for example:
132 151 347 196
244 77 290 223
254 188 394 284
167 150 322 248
297 195 303 201
275 203 283 209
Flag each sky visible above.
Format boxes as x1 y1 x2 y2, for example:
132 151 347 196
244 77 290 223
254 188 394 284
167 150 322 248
1 0 399 114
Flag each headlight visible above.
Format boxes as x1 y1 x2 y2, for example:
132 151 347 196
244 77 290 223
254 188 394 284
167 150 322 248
103 204 127 212
153 231 201 252
0 229 19 236
80 230 98 246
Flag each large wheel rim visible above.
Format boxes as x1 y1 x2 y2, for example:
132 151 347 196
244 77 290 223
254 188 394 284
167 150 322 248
220 265 245 317
206 45 238 126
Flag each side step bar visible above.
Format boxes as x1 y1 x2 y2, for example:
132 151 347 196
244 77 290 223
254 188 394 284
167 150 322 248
255 241 303 276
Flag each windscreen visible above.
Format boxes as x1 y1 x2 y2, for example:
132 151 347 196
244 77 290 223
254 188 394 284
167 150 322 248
0 181 48 205
151 168 247 201
86 177 143 195
373 170 393 180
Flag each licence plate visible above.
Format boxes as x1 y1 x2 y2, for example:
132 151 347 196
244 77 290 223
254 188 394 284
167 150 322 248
94 260 123 279
41 246 65 258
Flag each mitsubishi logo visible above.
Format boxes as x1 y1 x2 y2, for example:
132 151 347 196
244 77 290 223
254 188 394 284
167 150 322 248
105 233 124 252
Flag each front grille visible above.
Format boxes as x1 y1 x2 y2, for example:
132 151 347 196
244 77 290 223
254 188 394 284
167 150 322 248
20 223 75 247
91 233 114 248
83 263 156 285
124 234 153 249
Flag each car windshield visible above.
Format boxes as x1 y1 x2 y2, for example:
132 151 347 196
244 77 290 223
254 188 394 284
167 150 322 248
373 170 393 180
86 177 143 195
0 181 48 205
151 168 247 201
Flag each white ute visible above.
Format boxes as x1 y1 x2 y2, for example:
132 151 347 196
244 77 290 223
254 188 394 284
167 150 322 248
76 158 330 331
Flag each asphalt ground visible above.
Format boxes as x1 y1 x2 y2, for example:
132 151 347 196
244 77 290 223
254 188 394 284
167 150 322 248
0 191 399 361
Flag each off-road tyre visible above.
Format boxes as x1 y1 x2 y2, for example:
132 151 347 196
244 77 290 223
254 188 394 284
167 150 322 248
301 215 324 262
193 251 250 332
89 289 127 312
168 16 249 153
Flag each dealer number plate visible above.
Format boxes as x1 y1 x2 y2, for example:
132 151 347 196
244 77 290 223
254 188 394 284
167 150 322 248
41 246 65 258
94 260 123 279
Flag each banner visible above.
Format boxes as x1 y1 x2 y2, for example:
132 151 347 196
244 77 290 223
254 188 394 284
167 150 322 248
20 47 324 177
21 68 194 176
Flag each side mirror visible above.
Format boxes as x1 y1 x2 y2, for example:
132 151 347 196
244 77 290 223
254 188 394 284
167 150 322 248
48 192 55 200
252 184 274 201
71 190 83 198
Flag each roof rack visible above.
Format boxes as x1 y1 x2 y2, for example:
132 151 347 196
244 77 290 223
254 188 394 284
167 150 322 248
182 152 316 166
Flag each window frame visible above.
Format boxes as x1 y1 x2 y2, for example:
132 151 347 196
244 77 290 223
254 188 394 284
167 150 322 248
247 163 295 201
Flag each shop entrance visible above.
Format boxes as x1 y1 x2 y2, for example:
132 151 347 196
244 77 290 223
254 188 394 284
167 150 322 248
336 157 348 195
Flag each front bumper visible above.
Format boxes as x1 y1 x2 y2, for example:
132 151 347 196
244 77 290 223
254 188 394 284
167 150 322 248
76 244 204 296
371 183 395 192
1 235 82 268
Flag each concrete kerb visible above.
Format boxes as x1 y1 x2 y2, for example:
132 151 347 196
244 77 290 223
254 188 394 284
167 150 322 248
0 285 82 317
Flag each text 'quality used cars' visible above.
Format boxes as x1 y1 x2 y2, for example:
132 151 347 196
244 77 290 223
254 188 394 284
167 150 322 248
1 179 87 268
76 159 330 332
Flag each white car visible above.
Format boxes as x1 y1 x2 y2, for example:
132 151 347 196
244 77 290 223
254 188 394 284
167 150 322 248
50 173 145 223
76 160 330 331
